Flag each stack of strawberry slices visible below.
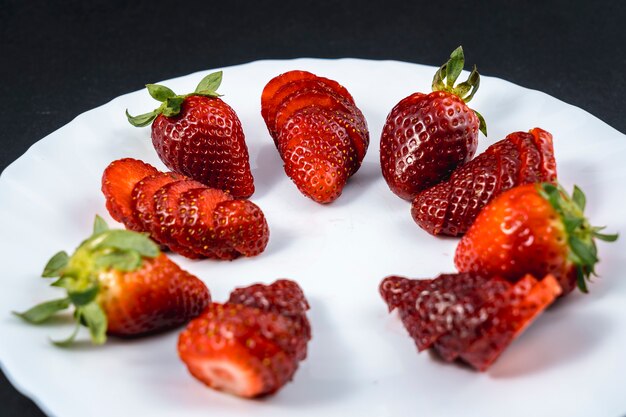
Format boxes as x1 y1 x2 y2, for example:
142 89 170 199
102 158 269 260
261 70 369 203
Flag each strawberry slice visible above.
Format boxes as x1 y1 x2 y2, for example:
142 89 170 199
177 303 300 398
379 276 433 311
176 187 238 260
261 70 318 123
529 127 557 182
459 274 562 371
274 90 356 136
101 158 158 229
131 172 182 243
152 179 207 259
212 200 270 257
509 131 543 184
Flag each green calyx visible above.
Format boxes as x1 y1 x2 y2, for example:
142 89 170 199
13 215 160 346
537 183 618 293
432 46 487 136
126 71 224 127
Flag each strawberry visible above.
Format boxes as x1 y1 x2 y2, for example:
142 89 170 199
14 216 210 344
261 71 369 204
379 272 561 371
102 159 270 260
455 183 618 295
126 72 255 198
380 46 486 201
101 158 158 229
178 280 311 397
411 128 557 236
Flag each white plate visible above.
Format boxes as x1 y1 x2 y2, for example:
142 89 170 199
1 58 625 417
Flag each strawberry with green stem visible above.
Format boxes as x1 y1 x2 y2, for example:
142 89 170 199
14 216 210 345
455 183 618 295
126 72 255 199
380 46 486 200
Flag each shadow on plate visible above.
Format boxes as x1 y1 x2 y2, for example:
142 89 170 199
252 142 284 198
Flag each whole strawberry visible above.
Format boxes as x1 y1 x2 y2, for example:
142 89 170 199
455 183 618 295
178 279 311 398
14 216 210 344
380 46 486 200
411 128 557 236
126 72 254 198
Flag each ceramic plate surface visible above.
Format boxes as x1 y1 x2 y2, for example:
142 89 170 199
1 59 625 417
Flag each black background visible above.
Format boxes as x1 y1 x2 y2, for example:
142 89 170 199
1 1 625 416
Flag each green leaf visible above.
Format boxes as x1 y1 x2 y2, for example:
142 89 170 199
93 215 109 235
126 109 158 127
431 65 446 91
68 284 99 307
473 110 487 137
80 302 107 345
51 276 74 289
51 321 81 347
162 96 184 117
94 250 142 271
562 215 584 234
194 90 221 98
445 46 465 88
195 71 223 93
93 230 159 258
569 236 598 266
462 66 480 103
13 298 71 324
572 185 586 211
42 251 69 277
594 231 619 242
146 84 176 102
576 265 589 293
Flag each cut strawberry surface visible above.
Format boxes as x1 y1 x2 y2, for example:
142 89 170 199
178 303 298 398
379 276 433 311
102 158 158 228
510 132 543 184
261 70 318 123
131 172 182 241
152 179 207 259
460 274 561 371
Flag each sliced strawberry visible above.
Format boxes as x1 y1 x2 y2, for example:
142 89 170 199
459 274 562 371
176 187 238 260
152 179 207 259
509 131 543 184
178 303 300 398
102 158 158 229
529 128 557 182
274 90 356 137
379 276 433 311
130 172 182 243
261 70 318 124
327 108 369 165
212 200 270 257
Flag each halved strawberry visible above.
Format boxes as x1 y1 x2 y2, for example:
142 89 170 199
152 179 206 258
102 158 158 228
130 172 182 241
177 303 299 398
459 274 562 371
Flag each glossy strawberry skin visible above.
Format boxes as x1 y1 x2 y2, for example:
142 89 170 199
411 128 557 236
212 200 271 258
177 303 297 398
98 253 210 336
151 95 254 199
454 183 576 295
178 280 311 397
380 91 479 201
130 172 182 238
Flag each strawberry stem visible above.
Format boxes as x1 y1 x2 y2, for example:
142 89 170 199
126 71 224 127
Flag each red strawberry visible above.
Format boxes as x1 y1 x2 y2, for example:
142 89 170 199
131 171 182 236
459 274 562 371
101 158 158 229
379 272 561 371
15 216 210 344
261 71 369 204
152 179 206 258
102 159 270 260
178 280 311 398
126 72 255 198
380 46 486 201
455 183 618 295
411 128 557 236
